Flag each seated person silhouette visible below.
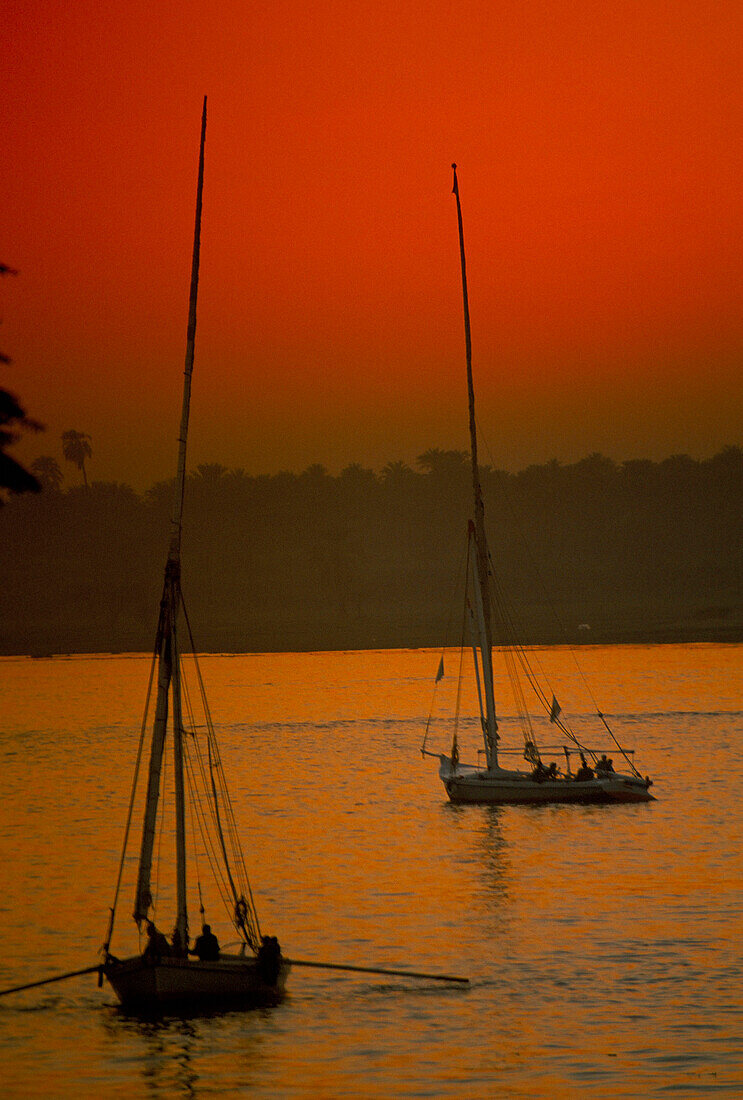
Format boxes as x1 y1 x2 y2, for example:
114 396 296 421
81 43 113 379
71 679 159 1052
257 935 282 984
190 924 220 961
575 752 595 782
142 921 172 962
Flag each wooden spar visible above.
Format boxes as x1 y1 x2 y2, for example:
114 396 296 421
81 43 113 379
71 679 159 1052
170 94 207 564
133 98 207 933
0 957 468 1001
287 957 469 984
171 612 188 949
451 163 498 768
0 965 102 998
170 94 206 951
134 596 173 923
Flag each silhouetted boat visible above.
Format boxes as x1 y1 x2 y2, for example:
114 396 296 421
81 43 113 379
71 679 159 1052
422 166 654 806
102 99 289 1009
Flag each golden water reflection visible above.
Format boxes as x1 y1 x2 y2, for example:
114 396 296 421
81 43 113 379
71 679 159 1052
1 644 741 1095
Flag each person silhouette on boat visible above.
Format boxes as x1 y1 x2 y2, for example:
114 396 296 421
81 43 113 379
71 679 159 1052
575 753 595 782
257 935 282 984
596 754 615 774
190 924 220 961
532 760 559 782
143 921 172 962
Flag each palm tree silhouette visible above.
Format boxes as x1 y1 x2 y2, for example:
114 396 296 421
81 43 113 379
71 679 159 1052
62 430 92 488
30 455 63 492
416 448 469 481
380 460 415 486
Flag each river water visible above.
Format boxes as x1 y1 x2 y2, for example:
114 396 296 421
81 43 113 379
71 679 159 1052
0 644 741 1097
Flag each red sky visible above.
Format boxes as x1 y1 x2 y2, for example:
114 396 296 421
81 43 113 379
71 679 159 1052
4 0 743 488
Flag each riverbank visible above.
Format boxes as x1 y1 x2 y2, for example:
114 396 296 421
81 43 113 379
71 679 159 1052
5 596 742 657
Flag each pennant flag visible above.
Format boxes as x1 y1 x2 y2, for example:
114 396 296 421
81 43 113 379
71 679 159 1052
435 656 445 683
549 695 562 723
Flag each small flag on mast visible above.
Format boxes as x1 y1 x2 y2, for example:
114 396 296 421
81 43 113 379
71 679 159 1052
435 656 445 683
549 695 562 723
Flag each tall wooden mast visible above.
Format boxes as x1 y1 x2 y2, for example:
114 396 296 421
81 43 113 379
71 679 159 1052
134 98 207 945
451 164 498 769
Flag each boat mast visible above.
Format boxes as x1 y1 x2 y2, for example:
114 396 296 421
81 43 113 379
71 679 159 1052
170 97 207 569
134 98 207 946
452 164 498 769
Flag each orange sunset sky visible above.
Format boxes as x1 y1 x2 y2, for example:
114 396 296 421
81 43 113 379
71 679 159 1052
4 0 743 489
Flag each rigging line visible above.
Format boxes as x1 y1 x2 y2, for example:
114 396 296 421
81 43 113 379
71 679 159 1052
596 712 642 776
450 541 473 757
454 596 468 743
465 601 486 736
473 414 609 691
183 748 210 927
487 566 537 741
486 552 587 750
203 718 256 913
422 535 469 754
181 719 241 926
186 723 242 906
179 640 256 928
103 646 159 954
182 735 235 920
180 669 224 848
179 681 234 914
205 735 243 910
463 536 487 739
203 724 242 860
488 561 588 757
184 757 204 909
179 684 235 906
503 641 537 746
180 596 261 937
500 622 600 752
199 697 251 899
456 531 474 742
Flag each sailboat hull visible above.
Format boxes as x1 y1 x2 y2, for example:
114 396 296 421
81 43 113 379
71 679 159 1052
104 953 290 1011
439 758 654 805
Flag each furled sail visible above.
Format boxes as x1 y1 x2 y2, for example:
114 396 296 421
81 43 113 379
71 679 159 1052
452 164 498 769
133 98 207 931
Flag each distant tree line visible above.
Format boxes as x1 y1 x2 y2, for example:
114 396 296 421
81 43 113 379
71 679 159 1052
1 446 741 655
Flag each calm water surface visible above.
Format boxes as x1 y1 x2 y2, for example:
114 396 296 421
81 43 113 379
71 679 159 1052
0 644 741 1097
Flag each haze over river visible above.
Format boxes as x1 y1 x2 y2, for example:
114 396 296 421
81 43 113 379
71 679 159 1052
1 644 741 1097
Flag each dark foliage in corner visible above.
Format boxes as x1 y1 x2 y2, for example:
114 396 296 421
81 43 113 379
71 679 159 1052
0 263 41 500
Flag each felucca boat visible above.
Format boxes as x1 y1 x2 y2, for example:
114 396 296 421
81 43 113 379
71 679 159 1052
0 128 475 1012
422 166 654 806
102 99 289 1008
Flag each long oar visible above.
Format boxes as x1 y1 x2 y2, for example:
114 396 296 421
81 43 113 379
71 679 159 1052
0 964 101 998
287 958 469 984
0 959 469 998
